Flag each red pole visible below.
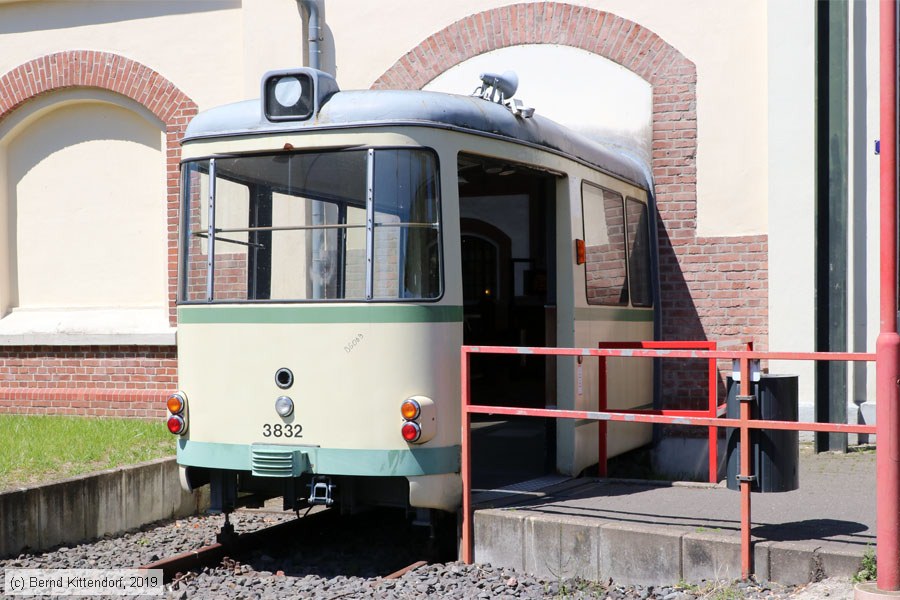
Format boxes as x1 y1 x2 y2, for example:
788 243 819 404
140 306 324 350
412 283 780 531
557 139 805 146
876 0 900 590
461 347 473 564
708 341 718 484
739 356 752 579
598 356 608 477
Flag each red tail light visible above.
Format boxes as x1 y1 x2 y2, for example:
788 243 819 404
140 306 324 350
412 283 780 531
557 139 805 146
167 415 186 435
401 422 421 443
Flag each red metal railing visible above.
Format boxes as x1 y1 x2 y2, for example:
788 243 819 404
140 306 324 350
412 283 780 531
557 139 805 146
596 340 723 483
460 344 877 580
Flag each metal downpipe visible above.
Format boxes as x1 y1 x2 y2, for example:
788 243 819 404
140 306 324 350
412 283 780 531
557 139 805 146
299 0 325 297
299 0 321 70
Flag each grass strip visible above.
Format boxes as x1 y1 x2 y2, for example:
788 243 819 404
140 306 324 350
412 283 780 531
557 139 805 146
0 415 174 491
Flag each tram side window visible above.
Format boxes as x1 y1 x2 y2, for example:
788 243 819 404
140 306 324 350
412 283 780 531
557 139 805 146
372 149 441 299
180 162 209 302
582 183 628 306
625 198 653 308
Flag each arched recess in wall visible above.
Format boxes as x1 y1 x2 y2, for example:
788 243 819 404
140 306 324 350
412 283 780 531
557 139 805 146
372 4 756 354
0 51 198 341
372 3 697 230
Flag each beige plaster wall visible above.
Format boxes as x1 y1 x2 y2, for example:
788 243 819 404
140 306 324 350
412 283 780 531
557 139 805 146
0 144 8 318
0 0 246 109
6 99 167 308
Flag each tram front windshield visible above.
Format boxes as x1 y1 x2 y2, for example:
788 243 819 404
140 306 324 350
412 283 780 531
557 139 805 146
179 149 441 302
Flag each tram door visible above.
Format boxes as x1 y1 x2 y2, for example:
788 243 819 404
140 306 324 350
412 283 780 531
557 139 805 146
458 154 558 485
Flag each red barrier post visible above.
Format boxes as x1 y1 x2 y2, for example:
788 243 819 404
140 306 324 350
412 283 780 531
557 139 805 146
875 0 900 590
739 356 753 579
707 341 719 483
461 347 474 564
598 356 608 477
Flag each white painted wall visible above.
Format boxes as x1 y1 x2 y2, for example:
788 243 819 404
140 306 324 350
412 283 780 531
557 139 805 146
855 0 880 428
768 0 881 432
766 1 816 407
424 45 652 165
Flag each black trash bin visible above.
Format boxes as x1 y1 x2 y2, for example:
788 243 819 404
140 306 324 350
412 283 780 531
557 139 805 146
726 374 799 492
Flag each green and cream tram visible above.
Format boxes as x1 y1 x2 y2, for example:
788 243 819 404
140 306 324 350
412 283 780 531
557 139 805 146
168 68 657 523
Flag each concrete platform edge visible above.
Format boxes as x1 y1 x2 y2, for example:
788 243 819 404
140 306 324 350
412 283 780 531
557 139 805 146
0 457 208 558
474 508 867 587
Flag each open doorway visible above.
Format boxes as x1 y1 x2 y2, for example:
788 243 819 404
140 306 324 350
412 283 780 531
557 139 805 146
458 153 559 487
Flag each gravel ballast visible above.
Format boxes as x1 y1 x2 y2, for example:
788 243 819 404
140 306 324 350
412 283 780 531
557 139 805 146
0 510 857 598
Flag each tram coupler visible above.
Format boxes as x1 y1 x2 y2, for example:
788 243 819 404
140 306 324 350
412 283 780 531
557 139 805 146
307 476 335 506
216 512 238 546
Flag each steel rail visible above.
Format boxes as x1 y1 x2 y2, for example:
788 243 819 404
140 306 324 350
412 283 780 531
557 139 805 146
140 509 335 582
384 560 429 580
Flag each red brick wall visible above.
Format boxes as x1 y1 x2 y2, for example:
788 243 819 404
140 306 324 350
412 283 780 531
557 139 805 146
0 51 196 418
374 2 769 407
0 346 176 418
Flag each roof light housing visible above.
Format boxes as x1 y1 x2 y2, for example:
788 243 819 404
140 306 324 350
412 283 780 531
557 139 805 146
262 68 340 122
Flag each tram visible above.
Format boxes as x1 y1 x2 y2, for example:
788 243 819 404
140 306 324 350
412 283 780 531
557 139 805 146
168 68 658 525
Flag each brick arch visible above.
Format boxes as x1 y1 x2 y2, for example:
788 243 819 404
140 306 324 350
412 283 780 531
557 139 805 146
372 4 697 231
0 50 198 325
374 3 769 403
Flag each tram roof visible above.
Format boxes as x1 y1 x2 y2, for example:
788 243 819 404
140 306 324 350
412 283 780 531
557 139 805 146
183 88 650 189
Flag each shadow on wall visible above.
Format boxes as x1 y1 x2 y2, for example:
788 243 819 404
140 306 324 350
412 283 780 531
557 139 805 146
655 220 722 413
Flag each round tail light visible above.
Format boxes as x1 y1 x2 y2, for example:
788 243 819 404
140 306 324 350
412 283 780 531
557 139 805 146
167 415 186 435
401 421 421 443
400 398 421 420
167 392 186 414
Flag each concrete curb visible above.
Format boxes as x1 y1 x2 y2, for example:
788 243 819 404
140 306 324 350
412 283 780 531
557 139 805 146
473 508 866 586
0 457 208 558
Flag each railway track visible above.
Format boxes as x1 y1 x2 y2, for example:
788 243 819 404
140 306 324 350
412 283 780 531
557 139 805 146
140 510 335 583
140 506 435 587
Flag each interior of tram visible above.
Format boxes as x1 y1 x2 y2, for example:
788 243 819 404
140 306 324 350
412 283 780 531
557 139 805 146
457 153 559 488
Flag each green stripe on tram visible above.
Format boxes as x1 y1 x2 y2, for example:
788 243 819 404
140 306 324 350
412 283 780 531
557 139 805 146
177 439 461 477
178 304 464 324
574 307 654 322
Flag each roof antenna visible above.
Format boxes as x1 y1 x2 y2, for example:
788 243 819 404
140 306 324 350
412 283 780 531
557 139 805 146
473 70 534 118
473 71 518 103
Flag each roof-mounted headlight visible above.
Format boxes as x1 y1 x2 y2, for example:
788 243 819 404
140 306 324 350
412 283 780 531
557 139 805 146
265 73 314 121
262 68 340 123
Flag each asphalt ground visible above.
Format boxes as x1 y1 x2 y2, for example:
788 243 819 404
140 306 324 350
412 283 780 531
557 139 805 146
509 445 876 554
